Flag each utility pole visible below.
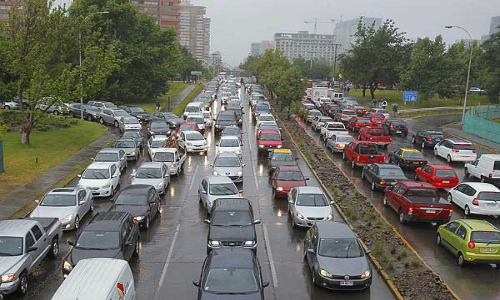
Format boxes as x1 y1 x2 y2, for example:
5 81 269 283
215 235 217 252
332 43 341 84
211 53 217 78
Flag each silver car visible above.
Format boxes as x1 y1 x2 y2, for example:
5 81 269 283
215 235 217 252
198 176 241 213
114 138 140 161
30 187 93 231
93 148 127 172
326 134 354 153
98 109 129 127
211 153 245 183
288 186 333 228
119 116 142 132
131 162 170 195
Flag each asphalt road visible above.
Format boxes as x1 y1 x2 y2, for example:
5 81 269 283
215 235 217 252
10 87 394 300
300 114 500 300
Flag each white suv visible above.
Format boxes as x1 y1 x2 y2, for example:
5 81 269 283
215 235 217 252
433 139 477 163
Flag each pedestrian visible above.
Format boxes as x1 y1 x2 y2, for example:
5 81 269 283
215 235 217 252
156 101 161 111
392 103 398 117
372 98 377 108
382 100 388 110
346 86 351 96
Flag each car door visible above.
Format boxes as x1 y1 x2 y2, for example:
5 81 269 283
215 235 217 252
288 188 297 215
441 221 460 251
178 132 185 148
440 141 452 158
110 164 119 189
119 150 126 170
418 166 432 182
29 225 47 268
102 109 112 123
77 190 89 217
151 190 160 218
451 184 468 207
392 149 402 164
162 165 170 187
468 160 480 178
449 225 468 256
120 221 134 260
463 185 477 209
199 179 208 207
25 231 39 270
366 164 377 183
387 184 403 211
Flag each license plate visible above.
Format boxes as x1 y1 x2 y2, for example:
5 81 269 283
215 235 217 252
413 162 420 165
396 131 401 133
340 281 354 286
482 247 495 252
426 210 436 213
487 203 497 207
442 180 450 183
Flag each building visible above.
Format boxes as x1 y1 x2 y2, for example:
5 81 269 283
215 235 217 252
489 16 500 35
131 0 181 33
179 0 210 60
250 41 274 56
455 38 482 47
273 31 337 62
0 1 19 25
334 17 382 55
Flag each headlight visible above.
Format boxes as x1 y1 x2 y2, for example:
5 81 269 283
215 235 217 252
186 142 193 146
326 214 333 220
237 171 243 176
134 216 145 221
259 145 264 148
215 124 220 128
320 269 332 278
277 145 282 148
102 183 111 189
157 182 164 188
244 241 255 246
62 214 74 222
361 270 371 279
276 187 283 191
209 240 220 246
150 131 155 135
296 213 305 220
63 261 73 272
213 171 219 176
1 274 17 282
131 151 136 156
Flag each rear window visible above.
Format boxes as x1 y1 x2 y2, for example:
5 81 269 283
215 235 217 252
453 144 475 150
343 110 355 115
358 119 371 124
327 124 345 129
477 192 500 201
368 128 384 135
406 188 439 197
357 144 378 155
372 113 385 118
494 161 500 171
435 169 457 178
471 231 500 244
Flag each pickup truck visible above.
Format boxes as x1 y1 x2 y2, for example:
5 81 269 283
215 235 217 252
343 141 387 168
383 181 453 224
320 122 349 141
0 218 62 295
152 147 186 175
358 126 392 147
347 117 372 132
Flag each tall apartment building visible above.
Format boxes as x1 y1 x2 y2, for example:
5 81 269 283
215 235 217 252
131 0 181 33
334 17 382 55
489 16 500 35
273 31 336 62
250 40 274 56
179 0 210 60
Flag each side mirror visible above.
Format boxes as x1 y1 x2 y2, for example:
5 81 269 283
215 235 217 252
238 190 243 194
120 157 126 161
254 220 261 224
192 280 200 287
330 200 335 205
34 200 40 204
210 164 213 167
204 219 211 224
79 200 85 206
201 190 207 195
77 174 82 178
242 164 246 167
305 178 310 181
288 199 294 204
112 174 118 178
27 246 38 253
307 249 315 254
67 240 74 246
263 281 270 288
125 242 133 247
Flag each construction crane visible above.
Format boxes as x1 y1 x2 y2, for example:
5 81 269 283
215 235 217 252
304 16 342 34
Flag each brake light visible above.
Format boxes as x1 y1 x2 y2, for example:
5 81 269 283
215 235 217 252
452 149 460 153
390 123 394 128
336 144 341 148
489 173 493 178
468 241 475 249
449 208 453 214
472 198 479 206
473 150 477 153
379 180 386 185
427 137 432 141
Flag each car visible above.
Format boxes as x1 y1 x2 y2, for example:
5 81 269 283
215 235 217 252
202 111 213 127
364 112 386 125
152 148 186 176
357 126 392 147
335 109 356 123
118 116 142 132
151 111 184 129
178 131 209 154
147 135 168 159
368 108 390 119
212 153 245 183
256 113 276 128
383 181 453 224
257 129 282 153
288 186 333 228
415 164 459 189
68 103 101 121
267 148 297 174
37 100 69 115
347 117 372 132
447 182 500 216
98 109 129 127
434 139 477 163
131 162 170 195
271 165 308 198
220 126 242 141
91 101 116 110
412 130 444 149
388 148 427 169
306 109 322 123
175 121 199 138
122 129 145 149
343 141 386 168
217 135 242 156
304 222 372 290
199 176 241 212
382 119 408 136
1 99 20 110
77 162 121 198
192 248 269 299
465 154 500 182
93 148 127 172
206 198 260 253
320 121 349 141
252 102 271 120
183 102 203 119
147 119 171 137
63 211 140 277
256 123 281 136
353 105 367 116
326 134 354 153
186 114 206 134
109 185 161 228
361 163 407 191
469 87 485 93
214 111 238 133
119 105 150 123
311 116 333 131
114 138 141 161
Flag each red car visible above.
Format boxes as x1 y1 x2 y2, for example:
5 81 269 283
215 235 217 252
176 121 199 138
271 165 308 198
354 105 367 116
257 129 282 153
365 112 386 125
358 126 392 146
384 181 453 224
343 141 387 168
347 117 372 131
415 164 459 189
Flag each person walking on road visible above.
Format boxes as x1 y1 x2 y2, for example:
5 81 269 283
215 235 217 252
156 101 161 111
392 103 398 117
372 98 377 108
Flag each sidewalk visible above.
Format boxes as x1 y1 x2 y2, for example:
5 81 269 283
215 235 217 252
162 84 195 112
442 123 500 153
399 106 464 113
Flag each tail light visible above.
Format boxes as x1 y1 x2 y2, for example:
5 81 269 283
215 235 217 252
472 198 479 206
379 180 386 185
468 241 476 249
390 123 394 128
489 173 493 178
472 150 477 153
336 144 341 148
449 208 453 214
408 207 413 215
427 137 432 141
452 149 460 153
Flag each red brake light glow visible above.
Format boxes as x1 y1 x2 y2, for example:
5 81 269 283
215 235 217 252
468 241 475 249
472 198 479 206
452 149 460 153
427 137 432 141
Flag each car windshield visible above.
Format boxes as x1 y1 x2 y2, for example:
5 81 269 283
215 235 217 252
186 133 204 141
135 167 162 179
296 194 329 206
212 211 253 226
124 118 139 124
215 157 241 167
104 102 116 108
403 151 424 159
0 237 23 256
406 188 439 197
358 144 378 155
129 107 145 113
453 144 475 151
122 131 140 139
154 152 175 162
478 192 500 201
379 168 405 176
435 169 456 178
272 153 294 162
151 140 166 148
180 125 195 131
40 194 76 206
220 139 239 147
277 171 304 181
327 124 345 129
76 231 120 250
318 238 364 258
186 106 200 112
203 267 258 294
115 141 136 148
187 117 204 124
337 136 354 143
115 194 148 206
209 183 239 195
151 123 169 130
256 105 270 111
471 231 500 244
82 169 110 179
260 116 275 121
218 114 236 121
261 133 280 141
114 111 128 117
94 153 119 162
223 128 240 135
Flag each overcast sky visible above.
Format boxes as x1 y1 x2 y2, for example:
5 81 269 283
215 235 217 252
191 0 500 66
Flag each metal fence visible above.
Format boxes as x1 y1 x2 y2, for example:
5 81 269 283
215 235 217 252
463 105 500 143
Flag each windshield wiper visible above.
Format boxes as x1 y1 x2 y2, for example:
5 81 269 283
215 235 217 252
75 246 106 250
485 240 500 246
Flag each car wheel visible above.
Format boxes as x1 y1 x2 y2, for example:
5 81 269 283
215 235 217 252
4 105 10 110
421 141 425 149
303 242 308 260
48 237 59 258
458 253 466 267
53 110 59 115
74 216 80 230
157 202 161 214
87 114 93 121
371 182 376 191
114 121 119 128
311 270 318 286
464 168 469 177
99 117 105 124
133 241 140 257
436 234 442 246
447 194 453 203
17 272 28 295
90 202 94 212
383 195 388 206
481 176 486 183
447 155 452 163
434 149 438 157
465 205 471 216
399 210 407 224
145 216 150 229
351 160 355 169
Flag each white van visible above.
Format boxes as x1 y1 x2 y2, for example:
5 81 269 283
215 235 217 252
465 154 500 182
183 102 203 119
51 258 135 300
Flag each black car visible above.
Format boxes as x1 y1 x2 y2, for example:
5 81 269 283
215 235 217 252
361 163 407 190
304 222 372 290
63 211 140 277
205 198 260 254
68 103 101 121
215 111 238 133
151 112 184 129
147 119 171 137
267 149 297 174
388 148 428 169
109 185 161 229
119 105 151 123
227 107 243 126
412 130 444 149
193 248 269 299
382 119 408 136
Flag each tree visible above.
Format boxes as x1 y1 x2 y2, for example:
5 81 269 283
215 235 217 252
292 57 332 80
480 32 500 103
239 55 261 79
178 46 209 82
275 65 306 108
256 49 291 99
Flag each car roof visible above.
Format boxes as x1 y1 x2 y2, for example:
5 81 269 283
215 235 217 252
260 129 280 134
295 186 323 194
446 139 472 145
87 211 129 231
208 248 256 268
213 198 252 211
98 148 122 154
277 165 301 172
205 176 235 184
316 222 357 239
457 219 499 232
400 181 436 188
375 163 402 169
138 162 164 169
151 135 168 141
220 135 239 140
462 182 500 191
0 220 43 237
48 187 79 195
87 162 114 169
480 154 500 159
427 164 454 170
216 152 240 158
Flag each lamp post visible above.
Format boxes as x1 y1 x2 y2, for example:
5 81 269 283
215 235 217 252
79 11 109 120
445 25 473 124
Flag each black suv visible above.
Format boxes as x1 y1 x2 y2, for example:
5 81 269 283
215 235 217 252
382 119 408 136
63 211 140 277
412 130 444 149
215 111 238 133
119 105 150 123
205 198 260 254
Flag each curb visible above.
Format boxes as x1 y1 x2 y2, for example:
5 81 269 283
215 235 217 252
441 125 500 154
273 109 461 300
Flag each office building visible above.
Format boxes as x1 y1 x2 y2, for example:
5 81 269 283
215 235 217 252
179 0 210 60
250 41 275 56
334 17 382 55
131 0 181 33
489 16 500 35
0 1 20 25
273 31 337 62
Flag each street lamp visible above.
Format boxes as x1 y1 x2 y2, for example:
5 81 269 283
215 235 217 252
79 11 109 120
445 25 473 124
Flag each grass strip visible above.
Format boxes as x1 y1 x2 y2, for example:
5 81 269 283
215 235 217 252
172 84 204 116
122 82 190 113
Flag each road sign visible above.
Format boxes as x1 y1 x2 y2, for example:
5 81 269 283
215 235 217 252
403 91 417 102
191 71 202 76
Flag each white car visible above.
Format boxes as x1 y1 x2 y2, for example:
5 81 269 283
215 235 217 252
131 162 170 195
320 121 349 141
326 134 354 153
434 139 477 163
203 111 213 127
186 114 206 133
77 162 121 198
147 135 168 159
256 113 276 128
465 154 500 182
118 116 142 132
287 186 333 227
448 182 500 216
178 131 208 153
368 108 390 119
217 136 242 156
311 116 333 131
198 176 241 213
183 102 203 119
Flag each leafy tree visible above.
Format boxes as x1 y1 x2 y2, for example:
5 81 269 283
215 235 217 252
292 57 332 80
275 65 306 109
256 49 291 99
178 46 209 82
480 32 500 103
239 55 261 80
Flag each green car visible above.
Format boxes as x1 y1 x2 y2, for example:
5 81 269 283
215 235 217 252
436 219 500 267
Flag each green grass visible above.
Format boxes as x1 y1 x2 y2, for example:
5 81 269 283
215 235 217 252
397 109 463 119
0 120 108 197
125 82 190 113
172 84 204 116
350 89 491 109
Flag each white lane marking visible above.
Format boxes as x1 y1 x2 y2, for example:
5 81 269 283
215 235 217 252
188 165 199 191
263 224 279 288
155 223 180 298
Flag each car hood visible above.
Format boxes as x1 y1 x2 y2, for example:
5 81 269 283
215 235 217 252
115 147 136 155
218 146 241 153
30 206 76 219
295 206 332 218
69 247 123 266
209 225 255 241
0 256 26 275
258 140 282 146
131 177 162 187
275 180 306 190
318 255 369 277
214 166 242 176
187 140 207 147
200 291 262 300
133 112 149 117
78 178 110 188
270 161 297 169
109 204 149 217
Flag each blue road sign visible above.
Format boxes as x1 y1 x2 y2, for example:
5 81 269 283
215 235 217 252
403 91 418 102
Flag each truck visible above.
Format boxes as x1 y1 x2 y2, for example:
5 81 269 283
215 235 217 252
152 147 187 176
0 218 62 296
342 141 387 169
383 181 453 224
320 122 349 141
311 86 329 101
357 126 392 147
